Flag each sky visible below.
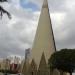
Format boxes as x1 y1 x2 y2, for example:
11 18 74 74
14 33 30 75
0 0 75 58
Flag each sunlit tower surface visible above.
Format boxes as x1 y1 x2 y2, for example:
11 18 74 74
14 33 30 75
22 0 60 75
31 0 56 66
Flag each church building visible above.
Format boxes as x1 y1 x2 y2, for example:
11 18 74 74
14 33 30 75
22 0 60 75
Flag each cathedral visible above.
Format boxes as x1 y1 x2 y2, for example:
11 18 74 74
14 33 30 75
22 0 60 75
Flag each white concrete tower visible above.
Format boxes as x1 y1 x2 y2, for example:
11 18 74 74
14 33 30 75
31 0 56 66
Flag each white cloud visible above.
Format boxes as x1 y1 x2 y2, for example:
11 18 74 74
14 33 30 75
50 12 66 43
0 0 75 58
0 1 40 58
65 0 75 10
51 12 66 29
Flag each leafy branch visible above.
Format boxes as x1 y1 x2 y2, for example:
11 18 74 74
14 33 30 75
0 0 11 19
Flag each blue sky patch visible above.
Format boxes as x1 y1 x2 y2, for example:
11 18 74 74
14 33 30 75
20 0 39 11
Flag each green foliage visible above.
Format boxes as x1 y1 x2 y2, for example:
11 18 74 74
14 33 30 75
48 49 75 73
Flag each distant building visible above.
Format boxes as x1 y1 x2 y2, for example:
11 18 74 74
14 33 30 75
10 63 17 72
25 48 30 62
0 56 21 73
0 59 3 70
10 56 21 73
14 56 20 64
0 59 5 70
21 48 31 74
0 58 10 70
4 58 10 70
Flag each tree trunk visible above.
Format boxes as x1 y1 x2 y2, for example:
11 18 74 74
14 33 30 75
70 72 72 75
60 70 63 75
50 68 53 75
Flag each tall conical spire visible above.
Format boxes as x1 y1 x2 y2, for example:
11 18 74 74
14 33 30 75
42 0 48 8
31 0 56 67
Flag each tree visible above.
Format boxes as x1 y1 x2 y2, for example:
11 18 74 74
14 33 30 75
0 0 8 2
48 49 75 75
0 0 11 19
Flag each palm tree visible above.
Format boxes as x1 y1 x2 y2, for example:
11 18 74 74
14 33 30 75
0 0 8 2
0 0 11 19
